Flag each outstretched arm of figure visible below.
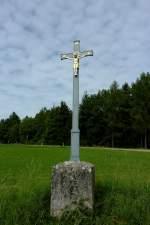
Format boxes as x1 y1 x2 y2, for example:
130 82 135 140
61 53 73 60
80 50 93 58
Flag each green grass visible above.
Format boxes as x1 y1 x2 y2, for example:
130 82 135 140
0 144 150 225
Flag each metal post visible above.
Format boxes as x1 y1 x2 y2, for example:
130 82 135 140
60 40 93 161
71 64 80 160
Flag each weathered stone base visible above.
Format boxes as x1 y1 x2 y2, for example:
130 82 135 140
50 161 95 217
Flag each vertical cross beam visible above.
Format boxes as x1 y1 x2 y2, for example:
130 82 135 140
61 40 93 161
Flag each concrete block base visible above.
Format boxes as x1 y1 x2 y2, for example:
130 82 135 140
50 161 95 217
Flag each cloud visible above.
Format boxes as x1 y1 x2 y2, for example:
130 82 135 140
0 0 150 118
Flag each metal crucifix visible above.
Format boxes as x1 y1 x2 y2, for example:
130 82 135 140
61 40 93 161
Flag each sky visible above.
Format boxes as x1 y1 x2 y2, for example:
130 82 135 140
0 0 150 119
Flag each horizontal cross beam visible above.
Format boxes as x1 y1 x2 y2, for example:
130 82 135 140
61 40 93 60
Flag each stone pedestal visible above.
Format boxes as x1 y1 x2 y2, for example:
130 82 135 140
50 161 95 217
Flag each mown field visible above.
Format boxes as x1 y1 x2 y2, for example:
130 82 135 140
0 144 150 225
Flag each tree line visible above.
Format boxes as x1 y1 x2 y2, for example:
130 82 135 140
0 72 150 148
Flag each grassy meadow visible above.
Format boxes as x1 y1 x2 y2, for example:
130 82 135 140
0 144 150 225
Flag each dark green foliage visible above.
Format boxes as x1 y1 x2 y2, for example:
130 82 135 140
80 91 107 146
0 102 71 146
44 102 71 145
0 112 20 144
79 72 150 148
131 73 150 148
32 108 49 144
0 73 150 148
20 116 36 144
103 81 122 147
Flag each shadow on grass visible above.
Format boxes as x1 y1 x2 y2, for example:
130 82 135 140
52 181 150 225
1 181 150 225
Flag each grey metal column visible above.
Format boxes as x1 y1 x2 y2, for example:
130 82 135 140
60 40 93 162
71 46 80 160
71 76 80 160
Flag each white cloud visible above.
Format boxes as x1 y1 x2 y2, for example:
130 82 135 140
0 0 150 118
